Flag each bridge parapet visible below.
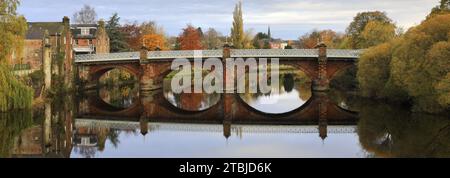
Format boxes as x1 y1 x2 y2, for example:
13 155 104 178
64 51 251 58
74 49 363 63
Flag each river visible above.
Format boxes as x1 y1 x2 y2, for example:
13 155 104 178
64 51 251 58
0 71 448 158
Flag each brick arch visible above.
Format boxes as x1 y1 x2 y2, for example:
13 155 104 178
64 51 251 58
326 61 356 81
280 59 319 80
89 64 141 82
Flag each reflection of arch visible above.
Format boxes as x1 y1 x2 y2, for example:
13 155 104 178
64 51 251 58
232 93 358 125
85 94 142 119
79 91 359 125
236 94 315 117
161 91 222 113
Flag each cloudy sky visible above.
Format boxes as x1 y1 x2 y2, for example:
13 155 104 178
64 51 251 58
18 0 438 39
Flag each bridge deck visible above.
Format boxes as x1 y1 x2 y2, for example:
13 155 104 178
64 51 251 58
74 49 363 63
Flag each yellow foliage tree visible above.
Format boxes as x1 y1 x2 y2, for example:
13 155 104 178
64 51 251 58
142 34 166 51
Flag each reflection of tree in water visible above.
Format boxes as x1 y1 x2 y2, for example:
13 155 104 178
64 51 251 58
283 74 295 93
99 83 138 108
74 146 97 158
357 100 450 158
163 79 221 111
327 90 361 112
73 127 121 158
0 110 35 157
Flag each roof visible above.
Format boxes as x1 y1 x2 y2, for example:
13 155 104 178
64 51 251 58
71 24 97 28
26 22 65 39
75 49 363 63
71 24 98 39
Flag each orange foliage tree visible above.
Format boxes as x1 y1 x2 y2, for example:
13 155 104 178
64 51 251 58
178 25 203 50
142 34 166 51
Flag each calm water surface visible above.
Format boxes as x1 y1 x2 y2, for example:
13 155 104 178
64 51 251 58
1 72 449 158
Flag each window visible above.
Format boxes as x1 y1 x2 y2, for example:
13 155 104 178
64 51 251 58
81 28 89 35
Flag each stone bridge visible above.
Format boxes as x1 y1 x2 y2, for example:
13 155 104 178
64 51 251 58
75 44 362 92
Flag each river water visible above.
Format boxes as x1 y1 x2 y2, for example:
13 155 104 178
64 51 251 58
1 72 449 158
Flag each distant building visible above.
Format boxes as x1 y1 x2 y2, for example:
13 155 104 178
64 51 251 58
71 20 109 55
265 26 289 49
269 40 289 49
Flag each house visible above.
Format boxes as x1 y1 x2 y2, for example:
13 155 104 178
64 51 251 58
71 21 110 55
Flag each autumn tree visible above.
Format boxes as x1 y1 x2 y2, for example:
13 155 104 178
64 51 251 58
357 13 450 113
360 21 396 47
202 28 223 49
120 22 141 51
140 21 165 35
298 29 344 49
429 0 450 17
357 42 405 99
231 1 244 49
121 21 167 51
178 24 203 50
73 4 97 24
140 21 167 49
243 29 255 49
142 34 166 51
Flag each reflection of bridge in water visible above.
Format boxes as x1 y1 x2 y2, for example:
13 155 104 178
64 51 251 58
75 119 357 134
76 90 359 140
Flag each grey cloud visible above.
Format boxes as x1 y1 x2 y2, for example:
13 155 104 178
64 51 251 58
18 0 439 39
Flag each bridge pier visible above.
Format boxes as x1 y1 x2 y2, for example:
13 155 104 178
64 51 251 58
312 43 330 92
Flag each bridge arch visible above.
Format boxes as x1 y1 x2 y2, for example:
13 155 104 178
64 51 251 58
89 64 141 83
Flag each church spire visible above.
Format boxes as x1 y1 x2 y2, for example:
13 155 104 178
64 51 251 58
268 25 271 41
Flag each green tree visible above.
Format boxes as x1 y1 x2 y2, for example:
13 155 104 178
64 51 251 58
106 13 128 52
231 1 244 49
345 11 395 49
252 32 269 49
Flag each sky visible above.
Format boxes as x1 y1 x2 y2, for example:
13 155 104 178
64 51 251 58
18 0 439 40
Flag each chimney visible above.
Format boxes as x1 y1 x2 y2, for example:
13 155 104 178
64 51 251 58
63 16 70 26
